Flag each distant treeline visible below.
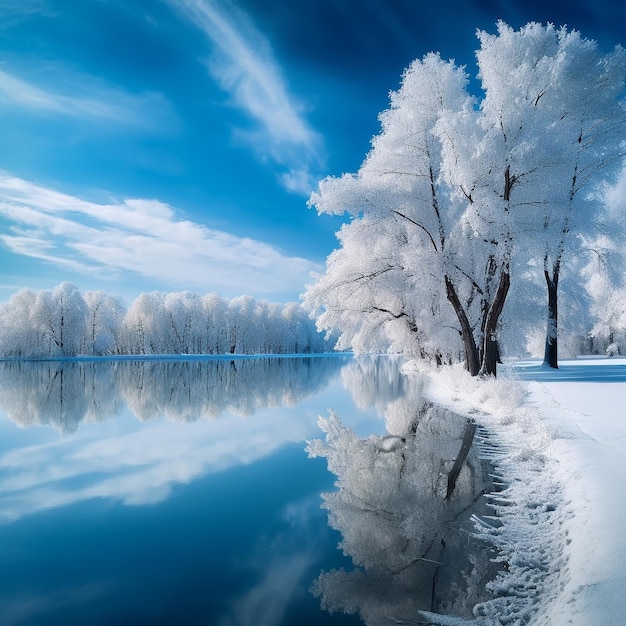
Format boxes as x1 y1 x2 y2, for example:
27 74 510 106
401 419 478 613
0 282 332 358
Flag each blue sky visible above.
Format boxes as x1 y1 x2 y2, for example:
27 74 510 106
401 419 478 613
0 0 624 304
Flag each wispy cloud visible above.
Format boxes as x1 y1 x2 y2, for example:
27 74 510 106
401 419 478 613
0 174 320 297
0 0 50 28
164 0 324 193
0 66 178 132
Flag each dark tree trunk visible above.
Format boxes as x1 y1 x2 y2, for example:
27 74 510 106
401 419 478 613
482 336 499 378
543 267 559 369
479 269 510 377
445 275 480 376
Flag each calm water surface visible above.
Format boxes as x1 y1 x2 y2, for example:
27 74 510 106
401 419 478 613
0 355 495 625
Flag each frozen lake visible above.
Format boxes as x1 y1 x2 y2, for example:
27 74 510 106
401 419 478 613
0 355 496 625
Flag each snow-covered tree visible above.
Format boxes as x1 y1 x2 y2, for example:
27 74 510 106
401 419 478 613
0 288 40 358
0 283 330 358
582 235 626 353
306 22 626 375
227 295 257 354
305 54 478 369
0 284 329 358
474 22 626 368
83 290 126 355
163 291 203 354
31 282 87 357
579 164 626 355
120 292 168 354
201 292 230 354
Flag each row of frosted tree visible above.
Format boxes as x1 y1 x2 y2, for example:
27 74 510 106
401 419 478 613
304 22 626 375
0 282 331 358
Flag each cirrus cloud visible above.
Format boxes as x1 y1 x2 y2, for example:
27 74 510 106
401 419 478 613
164 0 325 194
0 66 179 132
0 174 320 297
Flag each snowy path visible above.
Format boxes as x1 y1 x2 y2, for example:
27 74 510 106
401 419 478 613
512 357 626 624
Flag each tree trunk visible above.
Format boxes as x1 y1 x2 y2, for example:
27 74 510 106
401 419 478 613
543 267 559 369
445 275 480 376
479 269 510 377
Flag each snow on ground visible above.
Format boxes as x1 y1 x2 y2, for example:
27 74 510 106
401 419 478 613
511 357 626 625
407 356 626 625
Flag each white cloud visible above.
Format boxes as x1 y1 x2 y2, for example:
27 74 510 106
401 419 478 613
0 66 178 132
279 168 318 196
164 0 324 193
0 174 320 296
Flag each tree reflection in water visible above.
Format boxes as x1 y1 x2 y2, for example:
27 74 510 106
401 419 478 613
0 356 348 432
308 367 499 624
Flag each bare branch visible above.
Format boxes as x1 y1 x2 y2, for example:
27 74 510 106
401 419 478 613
391 209 439 252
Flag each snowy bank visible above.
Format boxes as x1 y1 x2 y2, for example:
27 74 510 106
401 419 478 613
413 357 626 625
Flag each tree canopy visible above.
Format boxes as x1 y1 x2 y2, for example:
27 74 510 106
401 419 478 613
305 21 626 375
